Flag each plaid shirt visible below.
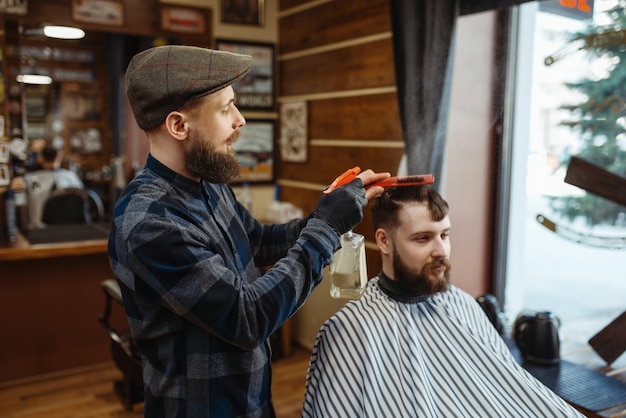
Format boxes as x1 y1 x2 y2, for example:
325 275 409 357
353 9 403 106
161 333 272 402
108 154 339 417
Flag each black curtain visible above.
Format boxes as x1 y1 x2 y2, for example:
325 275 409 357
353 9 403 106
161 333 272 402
389 0 540 183
389 0 459 184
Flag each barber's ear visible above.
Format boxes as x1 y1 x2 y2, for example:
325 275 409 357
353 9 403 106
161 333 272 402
165 111 188 140
375 228 391 255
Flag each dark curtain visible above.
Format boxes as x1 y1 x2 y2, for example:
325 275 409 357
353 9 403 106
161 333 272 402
389 0 540 182
389 0 459 183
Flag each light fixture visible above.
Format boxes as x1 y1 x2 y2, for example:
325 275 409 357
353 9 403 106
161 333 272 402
42 25 85 40
16 74 53 85
22 25 85 40
17 56 53 85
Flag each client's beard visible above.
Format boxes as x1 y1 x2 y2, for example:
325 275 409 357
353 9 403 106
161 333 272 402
185 130 241 183
392 252 451 295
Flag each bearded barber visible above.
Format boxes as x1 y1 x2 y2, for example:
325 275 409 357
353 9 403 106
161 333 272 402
108 45 389 417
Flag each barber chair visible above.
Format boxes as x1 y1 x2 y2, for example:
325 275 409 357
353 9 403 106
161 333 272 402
85 188 105 222
42 188 91 224
98 279 144 410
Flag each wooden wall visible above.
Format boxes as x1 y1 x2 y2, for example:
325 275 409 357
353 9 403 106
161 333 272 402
278 1 499 348
277 0 402 281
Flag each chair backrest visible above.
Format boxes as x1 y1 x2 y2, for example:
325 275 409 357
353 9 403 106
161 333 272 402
85 188 105 222
42 187 91 225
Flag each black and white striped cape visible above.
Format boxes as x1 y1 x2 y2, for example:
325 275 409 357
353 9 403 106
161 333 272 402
302 276 583 418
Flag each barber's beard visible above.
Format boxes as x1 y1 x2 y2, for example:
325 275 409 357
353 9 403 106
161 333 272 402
392 251 451 295
184 130 241 183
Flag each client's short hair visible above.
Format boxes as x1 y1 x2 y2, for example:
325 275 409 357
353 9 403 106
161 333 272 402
371 186 449 230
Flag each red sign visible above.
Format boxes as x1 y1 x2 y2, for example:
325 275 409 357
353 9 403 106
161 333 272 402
539 0 594 20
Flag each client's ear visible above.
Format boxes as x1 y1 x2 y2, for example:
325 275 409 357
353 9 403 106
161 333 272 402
375 228 391 255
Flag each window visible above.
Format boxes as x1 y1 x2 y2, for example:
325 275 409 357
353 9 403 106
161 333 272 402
504 1 626 357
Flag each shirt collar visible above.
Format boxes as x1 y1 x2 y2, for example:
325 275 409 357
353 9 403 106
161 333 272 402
377 272 432 304
146 153 202 194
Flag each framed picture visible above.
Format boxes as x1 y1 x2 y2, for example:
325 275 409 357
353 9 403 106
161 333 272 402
221 0 264 26
72 0 124 26
0 164 10 187
70 128 103 154
160 5 209 34
280 101 308 163
64 92 102 121
0 142 10 164
233 120 275 183
215 39 275 110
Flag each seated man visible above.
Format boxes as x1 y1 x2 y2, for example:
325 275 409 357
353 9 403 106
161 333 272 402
302 185 583 417
23 144 84 228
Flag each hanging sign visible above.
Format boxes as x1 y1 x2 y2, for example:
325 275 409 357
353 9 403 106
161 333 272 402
539 0 594 20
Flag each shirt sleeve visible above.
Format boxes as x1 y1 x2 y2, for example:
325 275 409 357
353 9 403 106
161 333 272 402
121 213 338 350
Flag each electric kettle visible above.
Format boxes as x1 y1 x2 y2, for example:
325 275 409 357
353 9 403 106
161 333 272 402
513 311 561 364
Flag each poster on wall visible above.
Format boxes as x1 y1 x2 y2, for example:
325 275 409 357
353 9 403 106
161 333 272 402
215 39 275 111
232 120 275 183
72 0 124 26
160 5 209 34
221 0 264 26
279 101 308 163
70 128 102 154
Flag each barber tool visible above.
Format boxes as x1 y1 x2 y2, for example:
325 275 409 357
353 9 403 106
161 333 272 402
324 166 362 194
367 174 435 189
324 166 435 194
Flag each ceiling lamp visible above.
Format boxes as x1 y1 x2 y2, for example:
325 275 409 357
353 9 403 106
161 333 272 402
16 74 53 85
42 25 85 40
22 25 85 40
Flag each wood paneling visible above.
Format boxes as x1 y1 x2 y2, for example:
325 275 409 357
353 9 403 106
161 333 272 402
0 254 114 382
279 0 390 54
279 38 395 96
309 93 402 140
279 0 314 12
280 146 403 185
277 0 404 308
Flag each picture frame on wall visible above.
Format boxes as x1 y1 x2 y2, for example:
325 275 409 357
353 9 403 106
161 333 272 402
221 0 264 26
0 142 10 164
279 101 308 163
232 120 275 183
0 164 10 187
215 39 275 110
70 128 103 155
160 5 209 35
71 0 124 26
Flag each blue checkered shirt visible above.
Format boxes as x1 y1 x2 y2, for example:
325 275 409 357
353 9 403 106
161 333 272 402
108 154 339 417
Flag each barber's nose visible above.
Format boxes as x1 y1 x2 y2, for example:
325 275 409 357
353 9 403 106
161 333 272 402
234 107 246 128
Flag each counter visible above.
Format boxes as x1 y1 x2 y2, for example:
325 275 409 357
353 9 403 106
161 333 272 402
0 224 119 383
0 224 109 261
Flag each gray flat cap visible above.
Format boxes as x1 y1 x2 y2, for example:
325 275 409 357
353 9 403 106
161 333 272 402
125 45 252 130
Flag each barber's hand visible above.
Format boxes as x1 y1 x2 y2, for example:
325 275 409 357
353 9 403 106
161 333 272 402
314 178 367 235
358 169 391 200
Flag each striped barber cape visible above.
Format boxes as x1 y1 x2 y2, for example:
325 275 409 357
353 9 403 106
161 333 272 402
302 276 583 418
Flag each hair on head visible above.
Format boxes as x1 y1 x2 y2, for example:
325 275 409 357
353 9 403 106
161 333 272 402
371 185 449 230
